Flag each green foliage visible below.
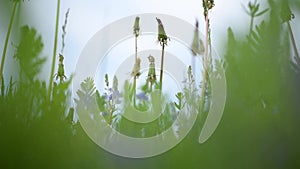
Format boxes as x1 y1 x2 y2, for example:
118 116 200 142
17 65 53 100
174 92 184 110
243 0 268 34
54 54 67 83
280 0 294 22
0 25 103 169
96 90 106 112
1 76 4 97
243 0 269 18
14 26 46 82
77 77 96 97
1 0 300 168
222 1 300 168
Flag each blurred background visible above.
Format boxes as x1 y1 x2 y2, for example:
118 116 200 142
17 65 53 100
0 0 300 169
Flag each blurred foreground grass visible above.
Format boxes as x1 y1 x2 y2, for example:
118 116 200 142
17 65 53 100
0 0 300 169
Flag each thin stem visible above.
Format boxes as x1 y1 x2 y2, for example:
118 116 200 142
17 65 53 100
133 76 137 106
0 1 18 82
48 0 61 99
133 36 138 106
287 22 299 59
201 13 209 111
159 44 165 91
249 16 254 35
135 36 138 62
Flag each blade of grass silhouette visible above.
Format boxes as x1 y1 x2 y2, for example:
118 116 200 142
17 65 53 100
191 19 204 75
54 9 70 84
200 10 209 113
156 17 169 91
287 22 299 59
48 0 61 99
0 1 19 84
133 16 140 107
160 44 165 90
199 64 226 143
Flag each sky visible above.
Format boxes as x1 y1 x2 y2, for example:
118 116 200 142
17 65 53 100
0 0 299 86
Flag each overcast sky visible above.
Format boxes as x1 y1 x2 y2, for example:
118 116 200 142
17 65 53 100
0 0 299 83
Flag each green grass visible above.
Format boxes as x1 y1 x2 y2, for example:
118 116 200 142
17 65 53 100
0 0 299 169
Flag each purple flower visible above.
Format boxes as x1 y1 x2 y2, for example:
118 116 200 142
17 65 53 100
136 92 148 101
112 90 120 99
104 93 113 101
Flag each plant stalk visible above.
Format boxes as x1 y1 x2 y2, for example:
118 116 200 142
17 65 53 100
0 1 19 83
287 22 299 59
48 0 61 99
133 36 138 106
249 16 254 35
201 13 209 111
159 44 165 90
135 35 138 62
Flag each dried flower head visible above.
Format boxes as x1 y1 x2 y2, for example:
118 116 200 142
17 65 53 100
133 16 140 37
156 17 170 46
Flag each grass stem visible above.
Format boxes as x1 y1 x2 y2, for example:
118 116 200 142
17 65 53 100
287 22 299 59
0 1 19 83
249 16 254 35
201 13 209 111
48 0 61 99
133 36 138 106
159 44 165 91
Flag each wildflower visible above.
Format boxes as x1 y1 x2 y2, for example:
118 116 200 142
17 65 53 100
131 58 141 78
54 54 67 83
133 16 140 37
136 92 148 101
206 0 215 10
102 112 108 116
104 92 112 101
156 17 170 46
105 74 109 87
156 18 169 90
191 20 204 56
147 55 156 82
113 76 118 92
112 89 121 102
